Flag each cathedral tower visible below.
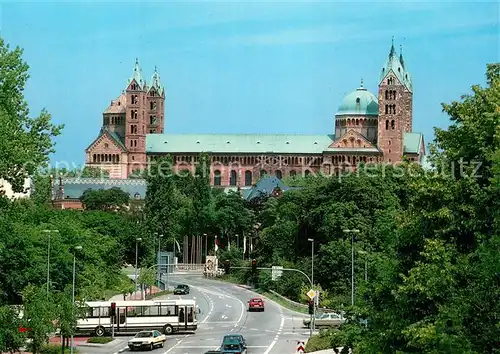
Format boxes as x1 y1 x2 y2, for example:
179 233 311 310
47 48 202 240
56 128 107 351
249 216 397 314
377 39 413 162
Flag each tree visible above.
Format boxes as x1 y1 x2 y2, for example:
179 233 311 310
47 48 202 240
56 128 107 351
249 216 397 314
0 305 25 353
80 187 130 211
21 285 54 354
52 286 86 353
0 37 63 193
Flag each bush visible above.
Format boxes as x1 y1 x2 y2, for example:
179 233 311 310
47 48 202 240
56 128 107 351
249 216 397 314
87 337 114 344
39 344 79 354
304 330 333 353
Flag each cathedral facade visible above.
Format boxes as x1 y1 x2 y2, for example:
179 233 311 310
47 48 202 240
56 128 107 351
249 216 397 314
85 40 425 186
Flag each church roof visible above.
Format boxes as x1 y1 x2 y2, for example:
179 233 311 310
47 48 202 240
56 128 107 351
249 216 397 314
336 82 379 116
244 176 289 201
146 132 422 155
103 94 127 114
127 58 146 90
150 67 165 96
379 39 412 92
85 127 127 152
53 177 146 200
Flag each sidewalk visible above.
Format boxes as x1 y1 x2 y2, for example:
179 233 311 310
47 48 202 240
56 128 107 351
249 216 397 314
109 286 161 301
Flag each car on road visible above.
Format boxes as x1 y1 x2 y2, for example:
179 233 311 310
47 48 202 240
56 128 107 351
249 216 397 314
247 297 264 311
220 336 246 353
222 334 246 349
128 330 166 351
303 312 345 328
173 284 190 295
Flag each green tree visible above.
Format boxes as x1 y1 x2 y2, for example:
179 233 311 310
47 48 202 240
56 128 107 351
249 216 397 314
80 187 130 211
22 285 54 354
0 37 63 193
0 305 25 353
52 286 86 353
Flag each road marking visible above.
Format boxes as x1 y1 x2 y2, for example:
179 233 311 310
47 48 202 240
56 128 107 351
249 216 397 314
263 309 285 354
163 334 190 353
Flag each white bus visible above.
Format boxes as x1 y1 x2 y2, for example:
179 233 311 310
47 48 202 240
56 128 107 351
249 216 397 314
76 299 198 337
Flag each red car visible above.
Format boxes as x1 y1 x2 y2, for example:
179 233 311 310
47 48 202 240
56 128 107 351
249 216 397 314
248 297 265 312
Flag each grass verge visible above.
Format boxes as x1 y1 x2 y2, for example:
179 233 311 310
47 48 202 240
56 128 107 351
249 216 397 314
258 290 308 314
146 290 173 300
87 337 114 344
304 330 333 353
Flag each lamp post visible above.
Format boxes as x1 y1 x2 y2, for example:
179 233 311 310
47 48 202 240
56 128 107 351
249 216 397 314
71 245 82 354
203 233 207 261
42 229 59 294
135 238 142 294
307 238 315 332
343 229 360 306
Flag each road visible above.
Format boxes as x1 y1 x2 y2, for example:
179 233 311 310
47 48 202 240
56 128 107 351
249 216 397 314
79 275 310 354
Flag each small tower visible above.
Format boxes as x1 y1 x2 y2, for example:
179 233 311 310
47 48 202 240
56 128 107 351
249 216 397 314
147 66 166 134
377 38 413 163
125 58 148 175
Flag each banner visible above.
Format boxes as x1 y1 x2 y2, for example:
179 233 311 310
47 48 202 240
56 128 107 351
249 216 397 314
215 235 219 252
243 235 247 254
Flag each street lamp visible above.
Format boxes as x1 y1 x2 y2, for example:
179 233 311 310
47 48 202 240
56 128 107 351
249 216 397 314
203 233 208 260
135 238 142 292
71 245 82 354
358 250 368 282
307 238 315 332
343 229 360 306
42 229 59 294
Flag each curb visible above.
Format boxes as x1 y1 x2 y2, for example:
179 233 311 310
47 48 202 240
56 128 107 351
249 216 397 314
77 339 124 348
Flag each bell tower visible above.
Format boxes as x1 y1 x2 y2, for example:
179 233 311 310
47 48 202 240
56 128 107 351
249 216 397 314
125 58 148 175
377 38 413 163
147 67 166 134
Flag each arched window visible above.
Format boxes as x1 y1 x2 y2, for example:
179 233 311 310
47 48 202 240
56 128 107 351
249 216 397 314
260 170 267 178
213 170 221 186
391 120 395 129
289 170 296 177
229 170 237 186
244 170 252 186
385 120 389 130
275 170 282 179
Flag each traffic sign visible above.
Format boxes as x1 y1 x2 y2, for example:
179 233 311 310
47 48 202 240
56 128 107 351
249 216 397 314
296 340 305 353
307 289 316 299
271 266 283 281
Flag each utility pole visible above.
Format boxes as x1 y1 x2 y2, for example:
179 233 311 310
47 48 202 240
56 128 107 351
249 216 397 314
344 229 360 306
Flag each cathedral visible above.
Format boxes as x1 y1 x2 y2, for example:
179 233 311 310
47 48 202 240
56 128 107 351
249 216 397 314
85 40 425 187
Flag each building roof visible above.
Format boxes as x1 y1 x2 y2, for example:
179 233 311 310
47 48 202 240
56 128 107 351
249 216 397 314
149 67 165 96
85 127 127 152
104 94 127 114
379 40 413 92
147 133 336 154
146 132 422 156
127 58 146 90
403 132 424 154
336 83 379 116
244 176 289 201
53 177 146 200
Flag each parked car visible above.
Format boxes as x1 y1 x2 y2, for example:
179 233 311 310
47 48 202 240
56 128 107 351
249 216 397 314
128 330 166 351
173 284 190 295
222 334 246 349
303 312 345 328
247 297 265 311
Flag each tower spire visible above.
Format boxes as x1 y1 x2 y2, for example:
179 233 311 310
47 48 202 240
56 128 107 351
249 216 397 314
399 44 405 69
389 36 396 57
360 78 363 87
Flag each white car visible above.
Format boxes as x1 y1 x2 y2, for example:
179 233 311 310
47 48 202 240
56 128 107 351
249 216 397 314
128 330 166 351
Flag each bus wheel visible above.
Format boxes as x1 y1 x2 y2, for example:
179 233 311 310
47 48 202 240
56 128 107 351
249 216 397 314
94 326 105 337
163 324 173 335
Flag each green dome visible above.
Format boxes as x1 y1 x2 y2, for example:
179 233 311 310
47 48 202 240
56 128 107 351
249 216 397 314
336 86 379 116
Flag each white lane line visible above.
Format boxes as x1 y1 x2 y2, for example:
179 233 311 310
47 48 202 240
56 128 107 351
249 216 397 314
263 310 285 354
163 334 190 353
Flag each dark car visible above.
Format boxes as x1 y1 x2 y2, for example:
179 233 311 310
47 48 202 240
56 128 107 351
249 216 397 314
222 334 246 349
173 284 190 295
220 336 246 354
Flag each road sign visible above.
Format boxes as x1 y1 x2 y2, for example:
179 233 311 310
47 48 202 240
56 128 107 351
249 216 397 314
296 341 305 353
271 266 283 281
307 289 316 299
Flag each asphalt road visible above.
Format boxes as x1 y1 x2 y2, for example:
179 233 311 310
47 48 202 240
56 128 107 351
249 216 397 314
79 275 311 354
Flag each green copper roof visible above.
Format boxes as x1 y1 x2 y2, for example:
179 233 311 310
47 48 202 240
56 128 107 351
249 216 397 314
85 127 127 152
336 83 379 116
127 58 146 90
403 132 424 154
150 67 164 96
146 134 335 154
379 40 413 92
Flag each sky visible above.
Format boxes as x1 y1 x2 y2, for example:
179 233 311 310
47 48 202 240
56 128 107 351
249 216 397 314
0 1 498 166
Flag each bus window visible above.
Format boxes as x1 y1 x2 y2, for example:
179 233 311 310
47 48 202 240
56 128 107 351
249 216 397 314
178 307 185 323
101 307 109 317
160 305 175 316
187 307 193 322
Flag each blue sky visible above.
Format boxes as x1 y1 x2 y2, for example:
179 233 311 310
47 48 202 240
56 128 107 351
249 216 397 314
0 1 498 166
